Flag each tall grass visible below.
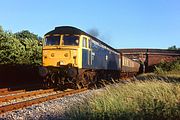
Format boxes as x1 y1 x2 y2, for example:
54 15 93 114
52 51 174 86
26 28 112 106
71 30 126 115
136 73 180 82
66 80 180 120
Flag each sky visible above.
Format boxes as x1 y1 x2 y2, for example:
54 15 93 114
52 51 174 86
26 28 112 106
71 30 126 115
0 0 180 49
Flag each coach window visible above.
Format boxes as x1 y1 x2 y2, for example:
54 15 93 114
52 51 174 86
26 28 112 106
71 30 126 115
82 37 87 48
88 39 92 48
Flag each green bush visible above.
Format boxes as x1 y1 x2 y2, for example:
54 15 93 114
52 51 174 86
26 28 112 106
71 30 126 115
154 59 180 75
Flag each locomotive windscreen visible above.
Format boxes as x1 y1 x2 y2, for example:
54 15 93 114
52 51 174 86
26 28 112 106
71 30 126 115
45 36 60 46
62 35 79 46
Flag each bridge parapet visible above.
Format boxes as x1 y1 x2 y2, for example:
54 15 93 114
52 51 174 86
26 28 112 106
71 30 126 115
117 48 180 72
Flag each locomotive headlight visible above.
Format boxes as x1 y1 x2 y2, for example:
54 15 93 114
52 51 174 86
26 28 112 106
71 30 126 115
44 55 47 59
43 52 48 59
51 53 55 57
73 51 77 56
60 61 64 65
71 50 77 56
64 53 68 57
57 61 65 66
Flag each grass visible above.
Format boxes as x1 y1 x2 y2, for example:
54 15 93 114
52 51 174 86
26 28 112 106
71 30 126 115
65 78 180 120
136 73 180 82
155 67 180 78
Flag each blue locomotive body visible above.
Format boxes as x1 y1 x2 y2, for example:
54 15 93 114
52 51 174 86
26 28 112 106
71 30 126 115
82 39 120 70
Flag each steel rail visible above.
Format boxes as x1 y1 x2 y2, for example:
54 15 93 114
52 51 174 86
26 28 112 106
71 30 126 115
0 83 44 96
0 88 9 95
0 89 25 96
0 89 54 102
0 88 87 114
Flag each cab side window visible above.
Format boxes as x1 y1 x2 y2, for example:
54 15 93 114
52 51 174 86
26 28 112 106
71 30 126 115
82 37 87 48
88 39 92 48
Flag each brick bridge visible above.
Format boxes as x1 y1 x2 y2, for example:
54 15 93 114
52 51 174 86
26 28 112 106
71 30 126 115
117 49 180 72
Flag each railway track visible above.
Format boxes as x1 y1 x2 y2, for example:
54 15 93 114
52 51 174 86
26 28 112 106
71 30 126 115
0 88 87 114
0 88 25 96
0 89 55 103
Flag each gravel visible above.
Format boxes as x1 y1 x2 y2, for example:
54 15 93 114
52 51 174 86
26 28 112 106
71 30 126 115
0 89 96 120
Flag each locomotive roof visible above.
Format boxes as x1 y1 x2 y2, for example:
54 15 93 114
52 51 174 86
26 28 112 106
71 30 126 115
45 26 119 53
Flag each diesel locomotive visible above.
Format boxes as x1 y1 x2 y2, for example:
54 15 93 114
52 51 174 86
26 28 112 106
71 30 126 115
39 26 139 89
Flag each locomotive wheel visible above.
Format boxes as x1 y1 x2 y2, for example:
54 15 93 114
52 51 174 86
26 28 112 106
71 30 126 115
76 82 83 89
78 71 96 89
66 77 78 89
50 73 59 87
43 74 53 88
46 72 62 88
82 73 90 87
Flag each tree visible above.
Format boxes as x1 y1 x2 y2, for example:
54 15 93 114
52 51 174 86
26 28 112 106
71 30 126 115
0 31 26 64
19 38 42 65
0 26 3 33
15 30 41 40
168 45 180 50
0 26 42 65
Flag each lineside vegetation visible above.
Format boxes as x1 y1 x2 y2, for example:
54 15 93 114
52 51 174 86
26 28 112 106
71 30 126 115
154 58 180 77
66 79 180 120
66 60 180 119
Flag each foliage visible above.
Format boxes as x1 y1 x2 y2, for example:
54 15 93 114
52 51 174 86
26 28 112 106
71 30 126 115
168 45 180 50
0 32 24 64
15 30 42 40
66 80 180 120
0 26 3 33
154 59 180 75
0 26 42 65
19 39 42 65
